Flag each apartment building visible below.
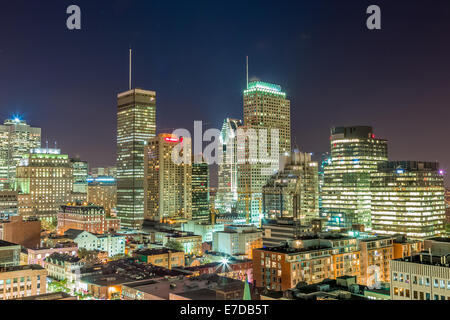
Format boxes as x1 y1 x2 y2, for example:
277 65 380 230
0 264 46 300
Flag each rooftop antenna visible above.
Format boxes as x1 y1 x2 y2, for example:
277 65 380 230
54 141 57 150
45 139 49 151
246 56 249 89
129 48 132 90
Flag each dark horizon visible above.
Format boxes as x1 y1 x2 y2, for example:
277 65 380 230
1 0 450 186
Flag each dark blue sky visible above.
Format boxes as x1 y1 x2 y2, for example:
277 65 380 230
1 0 450 185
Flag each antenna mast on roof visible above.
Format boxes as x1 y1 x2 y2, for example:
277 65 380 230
246 56 249 89
129 48 132 90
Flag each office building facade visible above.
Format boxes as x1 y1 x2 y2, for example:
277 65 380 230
0 118 41 191
144 134 192 222
215 118 242 213
322 126 388 231
117 89 156 229
237 81 291 224
263 150 319 224
15 148 85 220
371 161 446 238
191 160 210 222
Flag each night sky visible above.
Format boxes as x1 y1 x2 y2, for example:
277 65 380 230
1 0 450 186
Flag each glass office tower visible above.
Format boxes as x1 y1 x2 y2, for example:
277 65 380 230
237 81 291 225
322 126 388 231
117 89 156 229
0 118 41 191
192 160 210 222
262 150 319 224
215 118 242 213
371 161 446 238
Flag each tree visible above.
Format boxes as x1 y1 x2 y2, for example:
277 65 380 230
77 248 101 265
165 240 184 252
41 218 57 232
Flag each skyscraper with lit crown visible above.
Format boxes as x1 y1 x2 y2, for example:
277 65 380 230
237 81 291 224
0 118 41 191
215 118 242 213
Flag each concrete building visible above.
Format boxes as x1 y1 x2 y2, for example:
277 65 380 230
0 118 41 191
22 243 78 267
163 231 202 256
15 291 76 300
67 230 125 257
322 126 388 230
0 215 41 248
393 235 424 259
0 191 18 217
121 274 250 300
133 248 185 269
181 220 225 242
43 253 84 291
212 225 262 259
15 148 86 220
0 240 21 267
87 178 117 217
78 259 186 300
57 203 120 235
0 264 46 300
144 134 192 222
179 258 253 283
371 161 446 238
261 218 320 248
253 234 361 291
90 167 117 178
359 236 394 287
390 244 450 300
262 218 301 248
276 275 389 301
116 88 156 229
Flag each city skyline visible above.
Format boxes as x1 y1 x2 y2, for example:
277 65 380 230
1 0 450 188
1 0 450 306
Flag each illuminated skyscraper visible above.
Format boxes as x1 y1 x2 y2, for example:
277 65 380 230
15 148 86 220
192 159 210 222
116 89 156 229
71 159 88 194
262 150 319 224
322 126 388 231
215 118 242 213
243 81 291 154
0 118 41 191
371 161 446 238
144 134 192 222
237 81 291 224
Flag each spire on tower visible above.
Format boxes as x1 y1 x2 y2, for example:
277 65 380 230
129 48 132 90
246 56 249 89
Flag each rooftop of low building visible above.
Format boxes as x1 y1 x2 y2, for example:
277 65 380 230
44 252 81 263
394 252 450 267
0 239 20 247
134 248 184 255
80 258 187 286
0 264 44 273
